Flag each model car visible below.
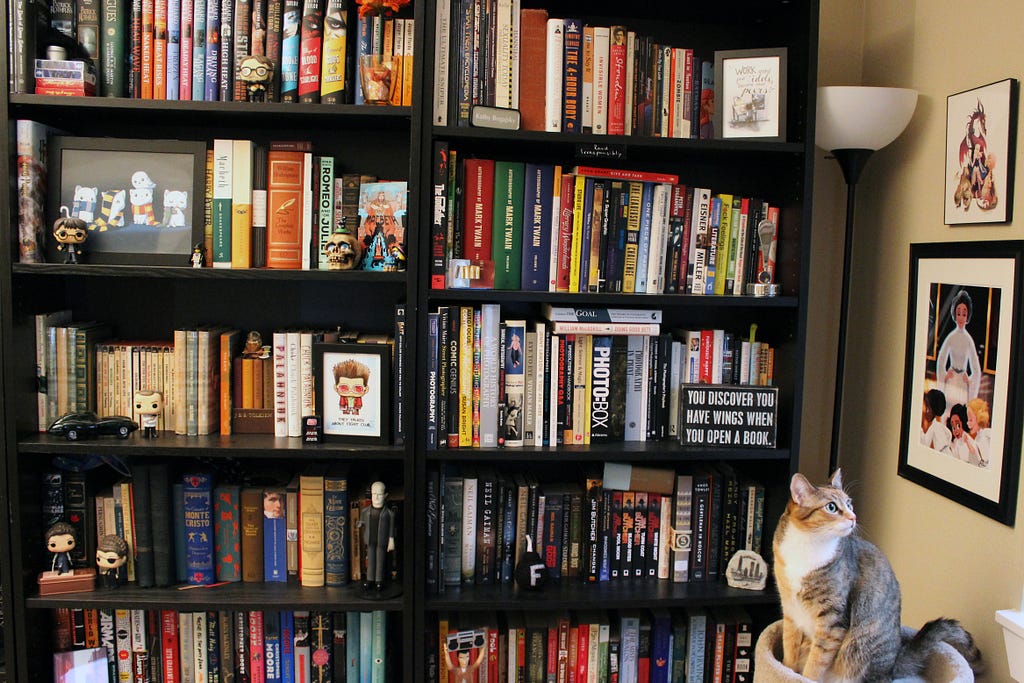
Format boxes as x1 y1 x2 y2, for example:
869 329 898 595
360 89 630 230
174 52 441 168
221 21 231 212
47 412 139 441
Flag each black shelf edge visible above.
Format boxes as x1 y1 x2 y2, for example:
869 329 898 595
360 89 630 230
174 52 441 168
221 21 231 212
11 94 412 122
18 433 406 459
425 289 798 307
425 580 777 611
27 582 405 611
425 444 790 462
13 262 409 283
433 125 806 154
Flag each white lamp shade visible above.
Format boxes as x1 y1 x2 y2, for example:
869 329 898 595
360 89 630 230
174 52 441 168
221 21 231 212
816 86 918 152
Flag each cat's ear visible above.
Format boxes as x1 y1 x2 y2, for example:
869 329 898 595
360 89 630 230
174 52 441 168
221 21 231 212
790 473 817 505
830 469 843 489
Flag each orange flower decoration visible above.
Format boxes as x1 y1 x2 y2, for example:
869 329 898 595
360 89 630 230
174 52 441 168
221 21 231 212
356 0 410 18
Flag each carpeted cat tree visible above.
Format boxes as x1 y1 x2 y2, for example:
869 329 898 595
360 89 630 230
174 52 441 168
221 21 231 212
754 621 975 682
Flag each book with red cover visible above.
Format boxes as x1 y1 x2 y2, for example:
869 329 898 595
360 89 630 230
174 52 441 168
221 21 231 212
248 610 266 682
265 143 311 269
461 158 495 262
517 8 549 132
161 610 180 683
297 0 324 102
608 26 627 135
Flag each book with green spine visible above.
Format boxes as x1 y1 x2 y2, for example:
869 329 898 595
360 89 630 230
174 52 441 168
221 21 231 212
490 160 525 289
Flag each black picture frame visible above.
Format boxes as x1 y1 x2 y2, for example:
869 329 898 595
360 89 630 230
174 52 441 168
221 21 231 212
944 78 1018 225
47 136 207 266
313 342 391 445
898 241 1024 525
713 47 788 142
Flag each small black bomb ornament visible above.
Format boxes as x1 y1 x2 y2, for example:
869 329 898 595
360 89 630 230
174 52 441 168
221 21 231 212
513 534 549 590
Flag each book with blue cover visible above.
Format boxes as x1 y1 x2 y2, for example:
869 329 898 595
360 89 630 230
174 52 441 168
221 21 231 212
182 472 214 584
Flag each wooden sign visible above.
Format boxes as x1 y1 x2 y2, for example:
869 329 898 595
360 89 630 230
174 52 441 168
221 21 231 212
678 385 778 447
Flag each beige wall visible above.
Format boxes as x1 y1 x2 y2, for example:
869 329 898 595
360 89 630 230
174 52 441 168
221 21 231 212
811 1 1024 680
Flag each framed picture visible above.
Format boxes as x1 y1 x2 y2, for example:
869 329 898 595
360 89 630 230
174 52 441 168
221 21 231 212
944 78 1018 225
898 241 1024 525
313 343 391 444
714 47 788 142
47 136 207 266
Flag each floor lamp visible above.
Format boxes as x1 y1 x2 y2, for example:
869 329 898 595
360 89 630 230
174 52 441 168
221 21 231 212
816 86 918 474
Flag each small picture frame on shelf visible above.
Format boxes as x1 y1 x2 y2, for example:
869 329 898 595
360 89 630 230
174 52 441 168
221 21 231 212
713 48 788 142
313 342 391 444
47 136 207 266
898 241 1024 525
944 78 1018 225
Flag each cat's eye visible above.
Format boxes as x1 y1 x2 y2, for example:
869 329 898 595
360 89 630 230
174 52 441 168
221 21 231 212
824 502 839 513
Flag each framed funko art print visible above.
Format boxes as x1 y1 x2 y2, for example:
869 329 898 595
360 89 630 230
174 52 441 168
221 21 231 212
898 241 1024 525
47 136 207 266
314 343 391 444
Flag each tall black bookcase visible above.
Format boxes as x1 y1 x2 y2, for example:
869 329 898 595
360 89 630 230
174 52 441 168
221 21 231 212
411 0 819 676
0 0 820 680
0 2 424 680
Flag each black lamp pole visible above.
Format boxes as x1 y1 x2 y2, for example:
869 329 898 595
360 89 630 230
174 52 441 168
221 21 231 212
828 148 875 475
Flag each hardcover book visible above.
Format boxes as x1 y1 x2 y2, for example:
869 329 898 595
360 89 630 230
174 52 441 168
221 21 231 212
241 486 265 583
264 487 287 582
182 472 215 584
324 466 350 586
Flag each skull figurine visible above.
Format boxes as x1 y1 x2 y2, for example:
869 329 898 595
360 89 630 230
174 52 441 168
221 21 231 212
323 227 362 270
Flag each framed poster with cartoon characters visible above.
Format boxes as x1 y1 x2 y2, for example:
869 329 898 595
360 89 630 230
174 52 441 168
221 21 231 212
313 343 391 445
47 137 206 265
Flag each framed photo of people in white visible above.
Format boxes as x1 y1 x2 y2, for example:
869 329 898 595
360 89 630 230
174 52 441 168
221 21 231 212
714 48 788 142
898 241 1024 525
313 343 391 445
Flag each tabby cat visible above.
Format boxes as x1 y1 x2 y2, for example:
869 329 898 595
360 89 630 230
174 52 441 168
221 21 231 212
772 470 981 681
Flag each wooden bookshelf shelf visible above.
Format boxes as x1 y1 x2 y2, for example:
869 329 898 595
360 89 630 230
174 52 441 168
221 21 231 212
27 583 405 611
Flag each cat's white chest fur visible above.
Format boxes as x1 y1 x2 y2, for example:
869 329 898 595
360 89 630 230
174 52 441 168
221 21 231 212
777 529 841 636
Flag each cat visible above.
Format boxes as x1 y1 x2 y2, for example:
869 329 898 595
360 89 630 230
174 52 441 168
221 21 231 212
772 470 981 681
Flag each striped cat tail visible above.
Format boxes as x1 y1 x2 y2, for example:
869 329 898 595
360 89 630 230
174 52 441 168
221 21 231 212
893 617 983 677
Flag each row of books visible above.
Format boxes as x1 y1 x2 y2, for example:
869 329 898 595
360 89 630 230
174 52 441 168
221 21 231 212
426 462 766 593
34 314 403 440
43 462 399 589
15 122 410 273
433 606 753 683
433 1 715 140
430 150 780 296
424 304 776 450
206 139 408 271
15 0 415 104
52 607 387 683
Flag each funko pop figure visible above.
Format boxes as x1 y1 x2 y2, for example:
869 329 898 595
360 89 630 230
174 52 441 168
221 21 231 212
46 521 78 574
96 534 129 588
239 55 274 102
133 389 163 438
53 214 88 264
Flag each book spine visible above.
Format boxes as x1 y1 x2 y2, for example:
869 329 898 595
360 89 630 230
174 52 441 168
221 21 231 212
131 464 155 587
178 0 192 97
231 0 251 99
520 163 553 291
273 332 288 436
319 2 346 103
561 18 581 133
544 18 563 132
190 0 205 99
296 0 324 102
263 501 287 582
249 610 266 683
214 484 242 581
299 471 326 587
182 472 215 584
100 0 127 96
324 475 350 586
165 0 179 98
279 0 300 100
202 0 218 99
608 27 626 135
211 139 233 267
217 0 232 100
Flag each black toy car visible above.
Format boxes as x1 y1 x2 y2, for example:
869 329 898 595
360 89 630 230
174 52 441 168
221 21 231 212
47 412 139 440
